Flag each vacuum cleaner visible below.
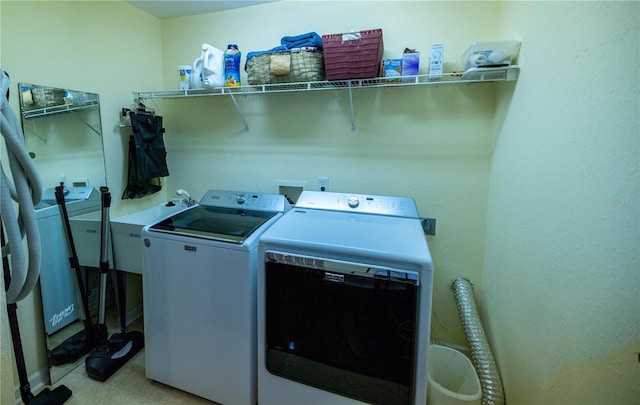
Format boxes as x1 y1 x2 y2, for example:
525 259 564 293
1 67 71 403
47 184 107 366
85 187 144 381
3 225 72 404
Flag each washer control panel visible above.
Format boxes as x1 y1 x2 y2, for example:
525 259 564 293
295 191 420 218
199 189 290 212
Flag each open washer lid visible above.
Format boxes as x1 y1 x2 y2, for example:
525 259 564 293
149 206 279 244
147 190 290 244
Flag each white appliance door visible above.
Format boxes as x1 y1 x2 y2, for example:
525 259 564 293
142 234 256 405
38 213 80 335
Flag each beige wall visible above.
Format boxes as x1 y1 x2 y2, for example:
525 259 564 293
484 1 640 403
1 0 168 218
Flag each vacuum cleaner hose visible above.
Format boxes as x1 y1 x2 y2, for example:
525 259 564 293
452 277 506 405
1 69 44 303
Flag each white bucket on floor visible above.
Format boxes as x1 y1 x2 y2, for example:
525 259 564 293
427 344 482 405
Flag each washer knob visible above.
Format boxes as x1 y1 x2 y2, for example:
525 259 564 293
347 196 359 208
236 195 247 205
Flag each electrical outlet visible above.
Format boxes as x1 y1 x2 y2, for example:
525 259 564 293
318 177 329 192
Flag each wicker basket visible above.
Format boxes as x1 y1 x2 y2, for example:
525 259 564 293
31 87 66 108
246 49 325 85
321 29 384 80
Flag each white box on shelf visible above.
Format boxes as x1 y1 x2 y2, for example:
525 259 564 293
429 44 444 79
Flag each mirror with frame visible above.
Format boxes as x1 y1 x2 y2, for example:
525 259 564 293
18 83 117 383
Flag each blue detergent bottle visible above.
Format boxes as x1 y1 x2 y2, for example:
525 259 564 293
224 44 241 87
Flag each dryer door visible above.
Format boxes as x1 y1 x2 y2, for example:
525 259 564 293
264 251 419 405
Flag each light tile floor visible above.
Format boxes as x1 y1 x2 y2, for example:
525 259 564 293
49 349 217 405
40 314 218 405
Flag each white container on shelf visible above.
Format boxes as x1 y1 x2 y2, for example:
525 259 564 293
178 65 191 90
461 40 520 70
429 44 444 79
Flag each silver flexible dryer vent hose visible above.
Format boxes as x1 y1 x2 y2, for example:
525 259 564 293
452 278 506 405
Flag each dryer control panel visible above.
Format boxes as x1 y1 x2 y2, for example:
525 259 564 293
295 191 420 218
199 189 290 213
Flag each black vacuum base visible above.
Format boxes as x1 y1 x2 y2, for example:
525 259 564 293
48 324 108 366
49 329 94 366
85 331 144 382
28 385 72 405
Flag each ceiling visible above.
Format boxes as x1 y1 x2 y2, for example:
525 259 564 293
126 0 277 19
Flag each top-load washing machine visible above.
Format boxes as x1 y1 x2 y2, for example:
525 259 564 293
142 189 290 405
257 191 434 405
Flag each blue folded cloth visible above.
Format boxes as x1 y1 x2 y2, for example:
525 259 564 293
281 32 323 49
246 32 323 61
247 45 287 61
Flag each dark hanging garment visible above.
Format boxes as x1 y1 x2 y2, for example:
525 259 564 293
122 136 162 199
130 111 169 181
122 111 169 199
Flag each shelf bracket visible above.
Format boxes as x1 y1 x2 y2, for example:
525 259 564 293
228 92 249 132
24 126 47 144
72 115 102 137
348 83 356 133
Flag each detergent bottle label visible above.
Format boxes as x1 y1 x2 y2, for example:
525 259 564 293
224 44 241 87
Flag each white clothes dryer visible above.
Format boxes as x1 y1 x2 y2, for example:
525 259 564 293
142 190 290 405
257 191 434 405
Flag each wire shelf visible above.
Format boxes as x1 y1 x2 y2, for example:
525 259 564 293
22 99 100 119
132 66 519 133
133 66 519 101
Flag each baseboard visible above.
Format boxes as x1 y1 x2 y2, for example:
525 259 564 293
126 304 143 327
14 366 49 405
